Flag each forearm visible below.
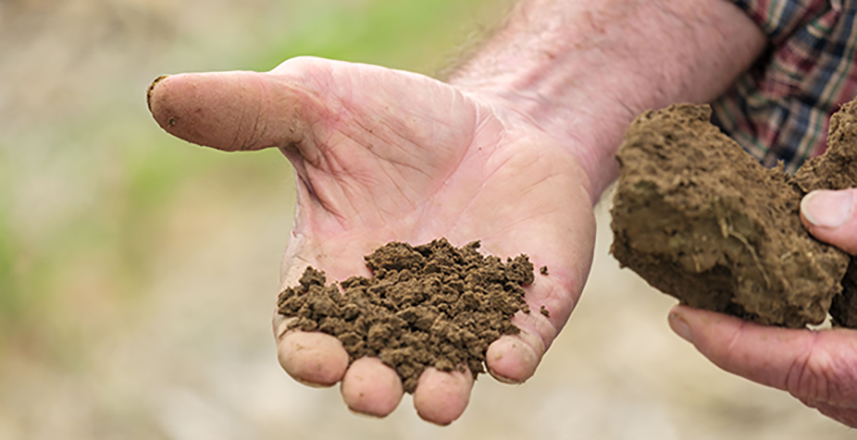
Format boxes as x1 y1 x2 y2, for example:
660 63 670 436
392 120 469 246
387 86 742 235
449 0 766 198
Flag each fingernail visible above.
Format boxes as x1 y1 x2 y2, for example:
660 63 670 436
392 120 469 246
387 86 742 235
801 190 853 228
347 407 384 419
147 75 169 112
487 368 523 385
669 313 694 344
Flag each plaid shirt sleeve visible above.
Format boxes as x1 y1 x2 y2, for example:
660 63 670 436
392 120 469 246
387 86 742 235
710 0 857 171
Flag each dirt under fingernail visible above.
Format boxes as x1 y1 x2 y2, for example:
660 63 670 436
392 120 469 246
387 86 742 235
610 103 857 329
146 75 168 112
277 238 534 393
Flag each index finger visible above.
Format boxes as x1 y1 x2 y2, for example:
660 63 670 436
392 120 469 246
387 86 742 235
669 304 857 407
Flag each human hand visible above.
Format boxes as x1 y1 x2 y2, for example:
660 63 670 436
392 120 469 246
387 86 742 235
667 188 857 427
147 56 597 424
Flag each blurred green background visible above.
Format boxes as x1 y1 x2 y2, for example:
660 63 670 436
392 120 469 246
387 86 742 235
0 0 500 366
0 1 853 439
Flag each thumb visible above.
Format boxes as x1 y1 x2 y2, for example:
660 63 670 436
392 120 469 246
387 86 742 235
147 70 310 152
801 189 857 254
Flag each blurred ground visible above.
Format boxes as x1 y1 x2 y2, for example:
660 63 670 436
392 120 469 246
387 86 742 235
0 0 854 439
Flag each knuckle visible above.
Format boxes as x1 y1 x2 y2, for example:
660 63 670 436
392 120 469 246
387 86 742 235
787 339 857 406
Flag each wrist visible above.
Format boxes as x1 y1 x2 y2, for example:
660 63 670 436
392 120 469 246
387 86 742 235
447 0 766 199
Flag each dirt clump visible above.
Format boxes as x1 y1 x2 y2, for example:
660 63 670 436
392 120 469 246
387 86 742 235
277 238 533 393
795 102 857 327
610 103 856 329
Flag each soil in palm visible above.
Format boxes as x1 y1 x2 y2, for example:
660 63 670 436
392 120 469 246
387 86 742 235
277 238 534 393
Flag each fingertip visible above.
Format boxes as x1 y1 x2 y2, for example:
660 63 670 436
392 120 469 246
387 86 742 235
413 367 473 426
667 307 694 344
801 190 853 229
801 189 857 254
485 334 541 384
146 75 168 113
147 73 198 136
669 304 735 327
277 331 348 387
667 304 696 324
341 357 403 417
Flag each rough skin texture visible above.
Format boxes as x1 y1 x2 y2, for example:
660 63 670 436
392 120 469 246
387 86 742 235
610 104 850 328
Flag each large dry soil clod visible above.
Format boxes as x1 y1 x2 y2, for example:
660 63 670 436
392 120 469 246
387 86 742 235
610 104 852 328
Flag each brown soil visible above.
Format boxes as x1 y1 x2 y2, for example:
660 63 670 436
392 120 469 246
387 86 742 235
610 103 857 328
277 239 534 393
795 102 857 327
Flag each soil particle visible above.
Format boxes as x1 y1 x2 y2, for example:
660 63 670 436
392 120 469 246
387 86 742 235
277 238 534 393
610 104 854 328
540 266 549 275
539 305 550 318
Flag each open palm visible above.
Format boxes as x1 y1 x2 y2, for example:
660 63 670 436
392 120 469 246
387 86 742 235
148 57 597 424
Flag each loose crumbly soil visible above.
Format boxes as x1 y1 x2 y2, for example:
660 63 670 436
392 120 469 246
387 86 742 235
277 239 534 393
611 103 857 328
